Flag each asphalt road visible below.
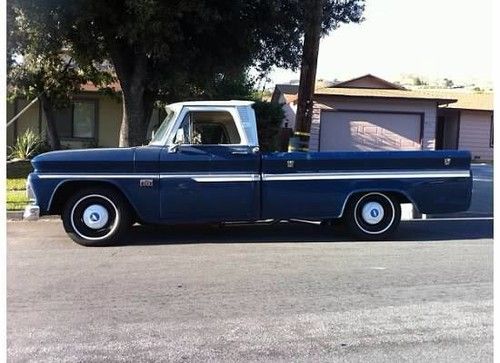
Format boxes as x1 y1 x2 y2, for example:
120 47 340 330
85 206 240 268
7 219 493 362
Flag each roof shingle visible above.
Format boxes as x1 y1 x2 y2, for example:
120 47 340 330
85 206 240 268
420 90 493 111
314 87 456 104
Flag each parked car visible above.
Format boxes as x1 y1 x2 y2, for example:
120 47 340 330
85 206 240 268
25 100 472 246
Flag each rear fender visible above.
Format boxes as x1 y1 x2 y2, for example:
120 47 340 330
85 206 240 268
338 188 418 218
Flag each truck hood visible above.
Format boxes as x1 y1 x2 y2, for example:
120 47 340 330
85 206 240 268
31 147 137 174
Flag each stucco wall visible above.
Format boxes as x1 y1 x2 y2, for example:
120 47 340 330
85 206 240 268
458 110 493 161
6 99 42 148
7 93 161 149
311 96 437 152
282 102 297 129
97 95 122 147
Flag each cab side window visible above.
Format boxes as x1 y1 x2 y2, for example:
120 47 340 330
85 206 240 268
173 111 241 145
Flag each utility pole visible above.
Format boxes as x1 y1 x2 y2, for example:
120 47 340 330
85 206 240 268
291 0 324 152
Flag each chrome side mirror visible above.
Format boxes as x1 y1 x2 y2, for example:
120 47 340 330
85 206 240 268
174 128 185 144
168 144 180 153
168 128 185 153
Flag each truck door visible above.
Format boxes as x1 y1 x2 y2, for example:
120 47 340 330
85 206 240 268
159 107 260 222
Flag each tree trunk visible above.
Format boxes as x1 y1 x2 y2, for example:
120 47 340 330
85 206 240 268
110 47 157 147
39 94 61 150
293 0 324 151
118 83 156 147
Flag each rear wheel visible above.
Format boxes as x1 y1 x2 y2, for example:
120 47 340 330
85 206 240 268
344 192 401 240
62 187 131 246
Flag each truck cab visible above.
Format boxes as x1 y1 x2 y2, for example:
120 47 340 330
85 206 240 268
149 101 261 222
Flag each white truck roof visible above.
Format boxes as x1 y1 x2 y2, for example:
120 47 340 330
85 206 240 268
152 100 259 147
168 100 255 108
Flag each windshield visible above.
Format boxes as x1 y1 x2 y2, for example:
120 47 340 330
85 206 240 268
149 106 177 145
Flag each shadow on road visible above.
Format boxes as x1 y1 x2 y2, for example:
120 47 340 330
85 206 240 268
115 219 493 246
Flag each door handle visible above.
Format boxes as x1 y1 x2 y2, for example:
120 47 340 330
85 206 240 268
231 147 259 155
231 151 250 155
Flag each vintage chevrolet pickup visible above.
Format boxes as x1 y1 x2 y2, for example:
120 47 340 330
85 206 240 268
25 100 472 246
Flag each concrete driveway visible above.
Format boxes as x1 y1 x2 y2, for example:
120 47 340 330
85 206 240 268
7 218 493 362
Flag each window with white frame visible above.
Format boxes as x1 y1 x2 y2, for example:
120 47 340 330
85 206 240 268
173 111 241 145
54 100 97 139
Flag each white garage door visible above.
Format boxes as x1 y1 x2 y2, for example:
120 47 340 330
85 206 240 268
319 111 422 151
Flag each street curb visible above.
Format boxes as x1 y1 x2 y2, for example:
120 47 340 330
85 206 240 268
6 211 59 221
7 211 24 220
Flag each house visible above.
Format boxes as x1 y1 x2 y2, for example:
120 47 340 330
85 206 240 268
271 83 298 130
6 82 164 149
272 74 494 161
271 80 334 130
432 91 493 161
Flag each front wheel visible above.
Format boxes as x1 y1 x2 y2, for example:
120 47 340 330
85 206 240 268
344 192 401 240
62 188 131 246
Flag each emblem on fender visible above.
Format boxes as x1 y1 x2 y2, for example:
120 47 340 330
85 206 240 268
444 158 451 166
139 179 154 187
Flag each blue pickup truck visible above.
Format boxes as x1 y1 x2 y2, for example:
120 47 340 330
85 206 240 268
25 100 472 246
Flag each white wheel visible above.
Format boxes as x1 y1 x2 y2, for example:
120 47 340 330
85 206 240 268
70 195 120 241
346 192 401 240
62 188 130 246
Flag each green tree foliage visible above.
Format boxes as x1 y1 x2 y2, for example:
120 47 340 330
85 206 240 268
10 0 365 147
7 2 113 150
252 101 285 152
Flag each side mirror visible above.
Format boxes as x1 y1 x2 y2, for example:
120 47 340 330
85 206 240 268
168 144 179 153
168 128 185 153
174 128 185 144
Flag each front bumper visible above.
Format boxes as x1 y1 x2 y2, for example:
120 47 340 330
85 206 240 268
23 176 39 220
23 204 40 221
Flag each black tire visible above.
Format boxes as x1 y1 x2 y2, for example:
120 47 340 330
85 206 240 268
62 187 131 246
344 192 401 240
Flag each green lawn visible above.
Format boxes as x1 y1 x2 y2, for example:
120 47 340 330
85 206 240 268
7 161 33 211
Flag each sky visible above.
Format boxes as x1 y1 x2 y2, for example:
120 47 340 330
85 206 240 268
267 0 493 85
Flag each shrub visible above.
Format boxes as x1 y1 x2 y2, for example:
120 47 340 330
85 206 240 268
8 128 43 160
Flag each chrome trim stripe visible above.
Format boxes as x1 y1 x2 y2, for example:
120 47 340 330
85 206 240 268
36 170 470 182
193 174 260 182
38 174 158 179
262 170 470 181
160 173 260 182
37 173 260 182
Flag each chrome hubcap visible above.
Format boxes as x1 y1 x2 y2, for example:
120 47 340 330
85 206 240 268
361 202 384 224
82 204 109 229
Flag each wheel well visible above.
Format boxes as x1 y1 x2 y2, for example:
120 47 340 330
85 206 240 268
342 190 413 216
49 181 137 220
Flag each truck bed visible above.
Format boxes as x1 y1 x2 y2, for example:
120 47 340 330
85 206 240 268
260 150 472 219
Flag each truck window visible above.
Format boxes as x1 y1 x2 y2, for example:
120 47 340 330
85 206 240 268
174 111 241 145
